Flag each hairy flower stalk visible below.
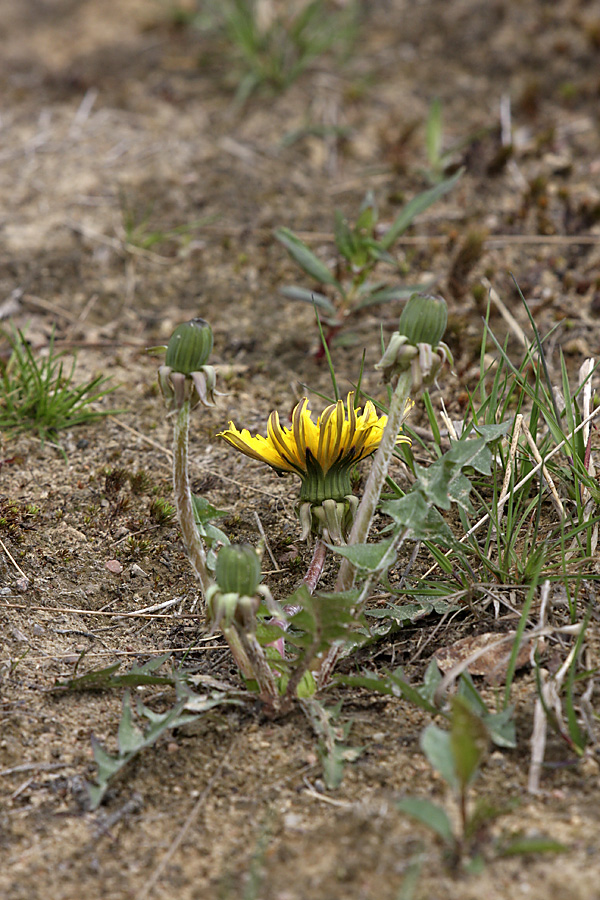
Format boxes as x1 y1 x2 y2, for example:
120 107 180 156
302 538 328 594
158 319 219 602
321 293 452 686
339 293 450 589
335 371 413 593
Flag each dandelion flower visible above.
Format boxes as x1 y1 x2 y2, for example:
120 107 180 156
219 392 411 541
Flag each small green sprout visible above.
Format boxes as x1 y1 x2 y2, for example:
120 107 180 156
421 97 460 185
198 0 359 105
399 696 566 866
119 192 211 255
0 326 119 455
397 696 491 868
149 497 176 524
275 170 461 346
420 97 491 185
128 470 154 494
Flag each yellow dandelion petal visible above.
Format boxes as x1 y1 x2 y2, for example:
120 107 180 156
346 393 357 448
332 398 346 463
360 399 379 426
218 391 408 500
218 424 291 472
267 410 303 472
316 399 342 471
352 425 379 461
316 403 336 463
302 402 321 460
288 400 313 471
291 398 307 460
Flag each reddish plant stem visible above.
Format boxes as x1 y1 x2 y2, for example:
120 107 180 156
281 540 333 701
314 326 341 360
270 539 328 659
284 538 328 615
304 538 328 592
296 538 328 602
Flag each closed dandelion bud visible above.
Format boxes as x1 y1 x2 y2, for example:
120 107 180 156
398 293 447 347
215 544 262 596
165 318 213 375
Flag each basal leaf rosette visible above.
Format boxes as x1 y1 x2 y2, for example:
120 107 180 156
218 392 411 543
376 293 453 390
158 318 218 410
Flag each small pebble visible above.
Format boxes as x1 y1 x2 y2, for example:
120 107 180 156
11 627 28 642
283 813 303 830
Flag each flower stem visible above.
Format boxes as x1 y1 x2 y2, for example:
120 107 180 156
270 539 328 659
317 375 411 690
317 527 409 690
237 629 280 707
221 626 256 680
336 370 412 593
173 400 211 599
303 538 328 594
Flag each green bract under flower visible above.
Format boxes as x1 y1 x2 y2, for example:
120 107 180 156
376 292 453 390
158 318 218 411
165 318 213 374
215 543 262 597
219 392 411 521
398 293 447 347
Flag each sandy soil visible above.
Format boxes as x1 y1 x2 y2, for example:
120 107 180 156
2 2 600 898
